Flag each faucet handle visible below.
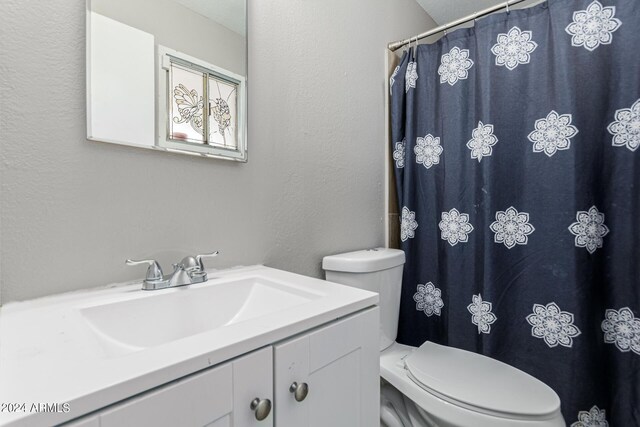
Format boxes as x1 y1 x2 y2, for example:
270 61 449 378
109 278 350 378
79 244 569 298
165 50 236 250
196 251 219 270
125 259 164 283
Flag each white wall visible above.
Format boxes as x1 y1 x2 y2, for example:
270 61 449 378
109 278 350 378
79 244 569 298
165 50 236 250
0 0 435 303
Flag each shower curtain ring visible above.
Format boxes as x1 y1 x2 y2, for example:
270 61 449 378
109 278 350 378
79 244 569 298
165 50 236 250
506 2 510 14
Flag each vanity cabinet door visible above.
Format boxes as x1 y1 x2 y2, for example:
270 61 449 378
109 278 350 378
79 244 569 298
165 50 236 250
231 346 274 427
98 347 272 427
273 307 379 427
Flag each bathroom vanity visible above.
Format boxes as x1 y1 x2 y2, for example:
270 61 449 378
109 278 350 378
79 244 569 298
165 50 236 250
0 266 379 427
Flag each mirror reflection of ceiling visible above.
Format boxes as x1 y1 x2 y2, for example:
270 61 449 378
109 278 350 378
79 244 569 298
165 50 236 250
173 0 245 35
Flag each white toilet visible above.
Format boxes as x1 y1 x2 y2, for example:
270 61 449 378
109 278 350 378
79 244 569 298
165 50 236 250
322 248 565 427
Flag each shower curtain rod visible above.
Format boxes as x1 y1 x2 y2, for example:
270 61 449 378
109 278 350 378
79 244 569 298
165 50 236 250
387 0 529 51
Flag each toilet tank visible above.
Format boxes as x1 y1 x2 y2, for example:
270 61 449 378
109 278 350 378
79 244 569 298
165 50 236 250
322 248 405 351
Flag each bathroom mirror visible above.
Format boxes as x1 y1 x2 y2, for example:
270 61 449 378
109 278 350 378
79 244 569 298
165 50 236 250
86 0 247 161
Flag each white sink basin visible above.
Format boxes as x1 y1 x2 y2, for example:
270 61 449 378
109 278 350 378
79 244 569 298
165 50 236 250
81 276 321 355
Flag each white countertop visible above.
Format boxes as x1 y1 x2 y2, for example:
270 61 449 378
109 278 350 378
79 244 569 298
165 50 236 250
0 265 378 426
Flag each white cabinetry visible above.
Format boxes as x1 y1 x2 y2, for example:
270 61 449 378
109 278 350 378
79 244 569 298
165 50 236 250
274 307 379 427
65 307 378 427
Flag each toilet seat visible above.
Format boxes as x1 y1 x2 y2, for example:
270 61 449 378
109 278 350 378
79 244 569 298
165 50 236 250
380 342 566 426
404 341 561 421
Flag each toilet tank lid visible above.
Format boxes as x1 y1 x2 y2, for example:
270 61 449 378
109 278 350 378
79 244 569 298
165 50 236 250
322 248 405 273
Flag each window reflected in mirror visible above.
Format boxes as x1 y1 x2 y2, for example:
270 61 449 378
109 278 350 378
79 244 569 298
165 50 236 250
170 62 205 144
208 75 238 150
160 47 246 159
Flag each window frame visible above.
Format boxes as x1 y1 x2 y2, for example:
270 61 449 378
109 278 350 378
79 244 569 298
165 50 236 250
157 45 247 162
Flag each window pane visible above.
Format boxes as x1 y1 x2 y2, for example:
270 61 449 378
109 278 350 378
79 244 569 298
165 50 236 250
208 75 238 149
169 62 205 144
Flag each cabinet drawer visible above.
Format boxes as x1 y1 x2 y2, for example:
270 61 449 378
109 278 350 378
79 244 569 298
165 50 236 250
100 363 233 427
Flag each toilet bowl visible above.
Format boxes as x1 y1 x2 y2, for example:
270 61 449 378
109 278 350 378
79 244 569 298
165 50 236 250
322 248 565 427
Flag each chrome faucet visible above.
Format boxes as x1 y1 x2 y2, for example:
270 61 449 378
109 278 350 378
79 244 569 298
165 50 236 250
125 251 219 290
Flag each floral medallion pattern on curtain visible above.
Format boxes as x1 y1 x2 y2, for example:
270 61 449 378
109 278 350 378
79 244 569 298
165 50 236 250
389 0 639 425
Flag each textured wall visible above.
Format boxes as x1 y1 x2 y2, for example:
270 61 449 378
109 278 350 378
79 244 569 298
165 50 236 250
0 0 434 303
249 0 435 280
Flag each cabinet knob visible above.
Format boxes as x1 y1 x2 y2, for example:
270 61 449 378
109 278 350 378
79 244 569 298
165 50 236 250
250 397 271 421
289 381 309 402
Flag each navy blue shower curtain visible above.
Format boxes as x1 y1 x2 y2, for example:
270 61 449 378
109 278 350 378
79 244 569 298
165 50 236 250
390 0 639 425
